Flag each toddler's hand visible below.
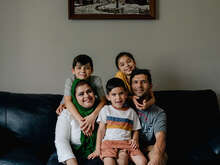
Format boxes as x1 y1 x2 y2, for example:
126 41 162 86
88 150 100 159
129 139 139 149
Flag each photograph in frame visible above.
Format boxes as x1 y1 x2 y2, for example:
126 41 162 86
68 0 156 19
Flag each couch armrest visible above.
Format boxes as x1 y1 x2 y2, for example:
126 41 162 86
0 127 16 154
209 135 220 155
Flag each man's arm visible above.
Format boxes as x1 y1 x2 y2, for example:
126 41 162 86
153 131 166 155
148 131 166 165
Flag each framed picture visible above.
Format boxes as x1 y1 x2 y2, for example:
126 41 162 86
68 0 156 19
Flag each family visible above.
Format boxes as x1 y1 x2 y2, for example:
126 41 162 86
49 52 167 165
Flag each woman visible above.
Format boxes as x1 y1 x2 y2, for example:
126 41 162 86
50 79 103 165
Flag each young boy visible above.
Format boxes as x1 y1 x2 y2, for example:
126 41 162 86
88 77 147 165
56 54 106 136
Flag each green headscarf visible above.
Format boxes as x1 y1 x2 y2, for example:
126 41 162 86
71 79 99 158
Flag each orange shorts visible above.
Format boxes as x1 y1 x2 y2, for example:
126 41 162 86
100 140 144 159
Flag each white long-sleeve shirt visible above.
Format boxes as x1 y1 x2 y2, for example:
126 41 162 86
55 109 81 163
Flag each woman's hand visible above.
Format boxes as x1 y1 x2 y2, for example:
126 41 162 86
56 104 66 115
80 113 96 136
87 149 100 159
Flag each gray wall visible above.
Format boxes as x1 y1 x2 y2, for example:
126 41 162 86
1 0 220 105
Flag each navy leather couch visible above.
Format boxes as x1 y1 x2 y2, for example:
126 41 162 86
0 89 219 165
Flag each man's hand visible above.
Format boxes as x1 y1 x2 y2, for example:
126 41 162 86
56 104 66 115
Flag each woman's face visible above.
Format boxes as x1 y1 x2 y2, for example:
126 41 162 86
75 84 95 108
118 55 136 76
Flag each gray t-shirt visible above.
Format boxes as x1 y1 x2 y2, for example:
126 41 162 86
60 75 105 104
134 104 167 145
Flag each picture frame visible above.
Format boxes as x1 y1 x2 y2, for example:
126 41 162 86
68 0 156 19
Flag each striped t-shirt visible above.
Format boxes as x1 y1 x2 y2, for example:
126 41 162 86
97 105 141 141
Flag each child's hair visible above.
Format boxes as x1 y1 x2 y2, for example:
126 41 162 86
130 69 152 85
72 54 93 70
106 77 127 94
115 52 135 69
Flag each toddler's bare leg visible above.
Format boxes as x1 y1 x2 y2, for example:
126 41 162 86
104 157 116 165
117 149 129 165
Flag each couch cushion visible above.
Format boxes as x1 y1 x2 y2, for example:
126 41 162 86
0 126 17 155
0 145 45 165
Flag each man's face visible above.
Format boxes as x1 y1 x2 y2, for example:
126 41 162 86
131 74 151 97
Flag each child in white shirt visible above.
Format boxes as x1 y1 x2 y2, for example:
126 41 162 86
88 77 147 165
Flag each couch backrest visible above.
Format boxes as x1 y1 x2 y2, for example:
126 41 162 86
1 90 219 162
154 89 220 161
0 92 62 153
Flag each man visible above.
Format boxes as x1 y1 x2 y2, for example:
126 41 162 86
130 69 168 165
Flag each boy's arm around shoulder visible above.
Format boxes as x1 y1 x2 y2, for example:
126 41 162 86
92 96 106 118
64 96 84 123
83 75 106 134
90 75 106 118
83 96 106 134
